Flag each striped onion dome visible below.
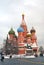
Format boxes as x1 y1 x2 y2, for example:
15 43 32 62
30 27 36 33
8 28 15 35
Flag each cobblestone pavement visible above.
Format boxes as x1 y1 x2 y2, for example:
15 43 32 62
0 57 44 65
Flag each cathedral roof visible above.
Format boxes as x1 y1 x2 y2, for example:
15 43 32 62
30 27 36 33
26 33 31 37
17 27 24 32
8 28 15 35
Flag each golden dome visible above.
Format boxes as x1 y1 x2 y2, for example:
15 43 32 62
26 33 31 37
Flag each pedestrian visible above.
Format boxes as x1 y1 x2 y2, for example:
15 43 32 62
1 52 4 62
10 54 12 59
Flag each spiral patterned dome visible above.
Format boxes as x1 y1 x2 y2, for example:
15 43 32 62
30 27 36 33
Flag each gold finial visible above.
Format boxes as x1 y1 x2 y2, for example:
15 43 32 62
22 13 25 20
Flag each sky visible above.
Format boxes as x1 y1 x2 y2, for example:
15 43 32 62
0 0 44 48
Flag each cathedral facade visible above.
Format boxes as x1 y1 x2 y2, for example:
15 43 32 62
4 14 38 55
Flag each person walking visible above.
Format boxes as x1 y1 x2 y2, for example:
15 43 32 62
10 53 12 59
1 52 4 62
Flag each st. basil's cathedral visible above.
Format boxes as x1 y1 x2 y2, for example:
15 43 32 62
4 14 38 55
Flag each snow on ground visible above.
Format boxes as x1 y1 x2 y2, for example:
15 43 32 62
4 54 35 59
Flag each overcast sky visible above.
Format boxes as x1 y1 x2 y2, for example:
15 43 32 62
0 0 44 47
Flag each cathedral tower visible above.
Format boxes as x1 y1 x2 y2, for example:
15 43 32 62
20 14 28 38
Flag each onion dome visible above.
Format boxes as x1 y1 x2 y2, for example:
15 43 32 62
17 27 24 32
26 33 31 37
30 27 36 33
8 28 15 35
